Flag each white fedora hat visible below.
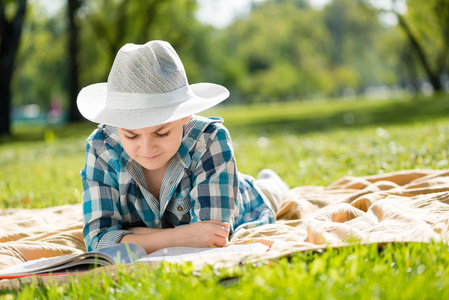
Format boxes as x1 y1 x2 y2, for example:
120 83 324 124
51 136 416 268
77 40 229 129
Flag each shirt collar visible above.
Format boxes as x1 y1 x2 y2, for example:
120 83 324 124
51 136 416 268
177 116 223 168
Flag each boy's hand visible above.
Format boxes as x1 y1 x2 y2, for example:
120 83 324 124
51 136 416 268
177 220 229 248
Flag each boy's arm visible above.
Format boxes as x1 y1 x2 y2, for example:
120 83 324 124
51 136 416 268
120 220 229 253
189 125 238 226
81 140 133 251
189 123 276 233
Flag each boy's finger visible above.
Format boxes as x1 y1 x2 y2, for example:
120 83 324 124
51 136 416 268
203 220 229 228
215 226 230 238
212 236 228 248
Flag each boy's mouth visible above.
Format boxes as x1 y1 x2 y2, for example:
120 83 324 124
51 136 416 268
142 153 162 161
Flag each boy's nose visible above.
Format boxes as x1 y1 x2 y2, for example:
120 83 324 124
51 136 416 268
142 136 157 152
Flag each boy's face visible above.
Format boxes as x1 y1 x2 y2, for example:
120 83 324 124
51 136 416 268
117 116 191 173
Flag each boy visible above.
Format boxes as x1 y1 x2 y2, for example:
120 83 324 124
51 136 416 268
77 40 288 253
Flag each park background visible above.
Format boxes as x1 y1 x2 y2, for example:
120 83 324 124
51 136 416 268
1 0 448 134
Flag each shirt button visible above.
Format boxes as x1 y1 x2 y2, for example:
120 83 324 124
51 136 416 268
177 205 183 212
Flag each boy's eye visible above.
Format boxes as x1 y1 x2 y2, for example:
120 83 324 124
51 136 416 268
125 135 138 140
156 131 170 138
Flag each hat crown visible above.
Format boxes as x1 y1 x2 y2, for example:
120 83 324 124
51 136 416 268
107 41 188 94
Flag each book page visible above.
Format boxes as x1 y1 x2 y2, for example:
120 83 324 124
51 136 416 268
92 243 147 264
138 243 270 262
0 242 147 278
0 255 80 277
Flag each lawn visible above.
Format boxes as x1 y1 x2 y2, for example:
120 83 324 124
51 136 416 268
1 94 449 298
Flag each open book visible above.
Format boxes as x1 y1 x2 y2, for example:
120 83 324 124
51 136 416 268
0 243 269 279
141 242 269 262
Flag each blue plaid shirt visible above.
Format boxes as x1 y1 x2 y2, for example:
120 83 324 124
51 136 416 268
81 115 275 251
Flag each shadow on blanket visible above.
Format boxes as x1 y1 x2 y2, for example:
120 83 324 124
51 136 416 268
1 169 449 273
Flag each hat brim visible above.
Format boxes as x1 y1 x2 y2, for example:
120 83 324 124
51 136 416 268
77 83 229 129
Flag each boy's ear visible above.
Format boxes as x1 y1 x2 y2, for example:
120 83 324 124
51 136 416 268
183 116 191 125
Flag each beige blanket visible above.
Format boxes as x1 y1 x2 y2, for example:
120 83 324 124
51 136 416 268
232 169 449 252
1 169 449 282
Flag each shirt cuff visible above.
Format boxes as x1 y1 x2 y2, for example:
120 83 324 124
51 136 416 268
96 230 134 249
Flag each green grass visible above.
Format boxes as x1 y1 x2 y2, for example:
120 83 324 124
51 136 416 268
5 242 449 299
1 94 449 297
0 122 96 208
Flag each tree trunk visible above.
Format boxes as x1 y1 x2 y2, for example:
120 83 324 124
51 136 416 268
0 0 28 136
396 12 442 92
67 0 82 122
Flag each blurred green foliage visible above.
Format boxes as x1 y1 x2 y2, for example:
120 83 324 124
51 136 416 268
8 0 449 112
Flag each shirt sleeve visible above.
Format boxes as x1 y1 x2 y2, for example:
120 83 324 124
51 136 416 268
188 124 238 225
80 140 133 251
232 176 276 232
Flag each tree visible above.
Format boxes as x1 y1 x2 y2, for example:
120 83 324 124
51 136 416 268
389 0 449 92
8 0 204 130
12 6 67 114
0 0 27 136
323 0 383 95
222 1 334 102
78 0 200 85
67 0 82 122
